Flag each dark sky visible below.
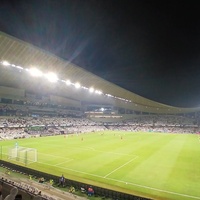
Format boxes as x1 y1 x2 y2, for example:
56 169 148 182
1 0 200 108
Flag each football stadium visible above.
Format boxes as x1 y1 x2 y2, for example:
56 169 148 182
0 31 200 200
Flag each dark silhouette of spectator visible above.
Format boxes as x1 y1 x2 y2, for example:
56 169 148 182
58 174 65 187
0 182 3 199
87 186 94 196
14 194 22 200
4 187 18 200
38 177 44 183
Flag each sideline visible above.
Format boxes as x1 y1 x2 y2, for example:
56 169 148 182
104 156 138 178
38 161 200 200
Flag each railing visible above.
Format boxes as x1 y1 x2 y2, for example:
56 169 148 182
0 160 151 200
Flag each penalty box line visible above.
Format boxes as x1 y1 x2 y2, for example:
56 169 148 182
38 153 73 165
104 156 138 178
54 159 74 166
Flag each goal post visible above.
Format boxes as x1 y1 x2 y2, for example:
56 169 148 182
8 146 37 165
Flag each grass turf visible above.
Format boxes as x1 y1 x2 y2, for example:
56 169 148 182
0 131 200 200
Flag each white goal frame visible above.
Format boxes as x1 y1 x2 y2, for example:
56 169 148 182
8 146 37 165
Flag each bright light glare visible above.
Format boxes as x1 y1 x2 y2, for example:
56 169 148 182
45 72 58 83
95 90 102 95
29 68 43 77
100 108 105 112
75 82 81 89
2 61 10 66
16 65 23 70
66 80 71 85
0 61 131 103
89 87 94 93
82 86 88 90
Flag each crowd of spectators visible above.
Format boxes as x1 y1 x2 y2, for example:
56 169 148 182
0 113 200 140
0 117 106 140
0 176 49 200
105 115 200 133
0 113 199 199
0 102 81 118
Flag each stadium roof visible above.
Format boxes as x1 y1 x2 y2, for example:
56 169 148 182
0 31 199 114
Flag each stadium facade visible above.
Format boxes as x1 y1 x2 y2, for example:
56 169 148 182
0 31 199 120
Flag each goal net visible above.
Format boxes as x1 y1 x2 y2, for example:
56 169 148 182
8 146 37 165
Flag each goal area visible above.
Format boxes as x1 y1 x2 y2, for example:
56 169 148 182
8 146 37 165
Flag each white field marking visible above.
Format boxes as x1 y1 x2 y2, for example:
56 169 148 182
54 159 73 166
64 146 135 157
38 152 71 159
104 156 138 178
87 146 134 156
87 147 95 151
36 161 103 178
105 177 200 200
38 145 133 157
36 161 200 200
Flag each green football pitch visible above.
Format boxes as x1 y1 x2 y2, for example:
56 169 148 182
0 131 200 200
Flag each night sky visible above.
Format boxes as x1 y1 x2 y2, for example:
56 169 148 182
1 0 200 108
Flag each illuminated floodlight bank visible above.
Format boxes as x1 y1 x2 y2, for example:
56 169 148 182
2 60 10 66
100 108 105 112
75 82 81 89
45 72 58 83
82 86 88 90
66 80 71 85
89 87 94 93
106 94 114 97
16 65 23 70
29 68 43 77
0 60 132 103
95 90 102 95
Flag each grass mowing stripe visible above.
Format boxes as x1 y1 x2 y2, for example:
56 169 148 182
37 159 200 199
88 148 134 156
37 160 104 178
105 177 200 200
1 132 200 200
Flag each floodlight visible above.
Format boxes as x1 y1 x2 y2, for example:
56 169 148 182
95 90 102 95
45 72 58 83
16 65 23 70
2 60 10 66
82 86 88 90
66 80 71 85
89 87 94 93
29 68 43 77
100 108 105 112
75 82 80 89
